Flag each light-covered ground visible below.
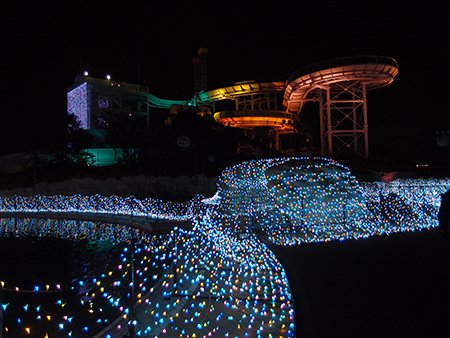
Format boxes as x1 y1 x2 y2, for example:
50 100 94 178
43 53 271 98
1 158 449 337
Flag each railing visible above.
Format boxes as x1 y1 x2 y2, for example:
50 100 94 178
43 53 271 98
75 76 150 93
287 55 399 84
214 110 297 120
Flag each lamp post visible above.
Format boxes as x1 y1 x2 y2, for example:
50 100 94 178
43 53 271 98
125 235 136 338
202 155 215 196
177 135 199 195
172 227 178 296
0 281 3 338
436 130 450 176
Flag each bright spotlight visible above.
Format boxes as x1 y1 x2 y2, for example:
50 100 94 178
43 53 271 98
106 74 111 80
83 71 89 76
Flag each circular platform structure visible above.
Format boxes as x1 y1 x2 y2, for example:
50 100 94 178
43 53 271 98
198 81 285 103
283 55 399 114
214 110 297 128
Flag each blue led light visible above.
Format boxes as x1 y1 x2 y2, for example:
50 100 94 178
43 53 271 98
67 82 89 129
1 157 447 338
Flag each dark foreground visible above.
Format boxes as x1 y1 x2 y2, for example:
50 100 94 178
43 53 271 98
268 228 450 338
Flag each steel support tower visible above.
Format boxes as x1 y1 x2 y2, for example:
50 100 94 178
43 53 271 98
284 56 399 159
318 81 369 158
193 48 208 95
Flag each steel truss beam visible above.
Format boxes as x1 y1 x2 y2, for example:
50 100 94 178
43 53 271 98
235 92 279 112
283 56 398 159
319 81 369 159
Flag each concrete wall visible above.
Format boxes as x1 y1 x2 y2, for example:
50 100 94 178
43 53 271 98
0 174 219 201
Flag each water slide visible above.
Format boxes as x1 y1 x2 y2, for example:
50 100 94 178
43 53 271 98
158 55 398 116
283 55 399 114
196 81 285 103
93 55 397 119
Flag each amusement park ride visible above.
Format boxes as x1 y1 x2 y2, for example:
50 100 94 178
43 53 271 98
68 51 398 159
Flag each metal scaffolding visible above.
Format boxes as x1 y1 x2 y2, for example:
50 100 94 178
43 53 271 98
283 56 399 159
319 81 369 158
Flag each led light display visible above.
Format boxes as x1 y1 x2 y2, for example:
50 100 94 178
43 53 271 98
1 157 449 337
67 82 90 129
97 99 109 109
212 158 377 244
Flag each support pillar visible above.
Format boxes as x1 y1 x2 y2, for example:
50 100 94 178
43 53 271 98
319 81 369 159
362 83 369 159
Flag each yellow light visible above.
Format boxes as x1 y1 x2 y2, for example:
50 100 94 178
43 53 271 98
25 328 31 334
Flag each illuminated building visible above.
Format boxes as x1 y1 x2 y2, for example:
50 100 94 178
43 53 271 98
66 76 191 165
67 76 152 131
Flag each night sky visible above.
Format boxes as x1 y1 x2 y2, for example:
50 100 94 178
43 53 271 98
2 1 449 164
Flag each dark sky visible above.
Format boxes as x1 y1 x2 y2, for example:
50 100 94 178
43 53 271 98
2 1 449 161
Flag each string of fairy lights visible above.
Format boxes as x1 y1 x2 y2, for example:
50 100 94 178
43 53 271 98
0 194 192 221
0 217 145 244
67 82 89 130
209 157 448 245
1 157 449 337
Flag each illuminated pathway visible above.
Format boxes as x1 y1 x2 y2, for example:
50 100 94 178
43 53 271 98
1 157 449 337
1 192 294 337
0 213 294 337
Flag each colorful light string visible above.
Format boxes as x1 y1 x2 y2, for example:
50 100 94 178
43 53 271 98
1 157 449 337
67 82 90 130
